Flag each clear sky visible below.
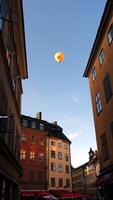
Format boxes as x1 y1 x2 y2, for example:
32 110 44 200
22 0 106 167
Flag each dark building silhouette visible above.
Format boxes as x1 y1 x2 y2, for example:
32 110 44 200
0 0 28 199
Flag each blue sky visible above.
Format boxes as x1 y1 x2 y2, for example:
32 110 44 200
22 0 106 167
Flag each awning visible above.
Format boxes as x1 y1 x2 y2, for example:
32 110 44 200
20 190 50 197
96 172 113 186
43 194 58 199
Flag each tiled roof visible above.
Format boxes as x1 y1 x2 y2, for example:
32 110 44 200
21 114 71 143
48 129 71 143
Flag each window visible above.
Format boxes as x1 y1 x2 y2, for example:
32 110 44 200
39 171 44 181
66 179 70 187
58 152 62 160
51 141 55 146
51 178 55 187
29 170 34 181
21 134 26 142
51 163 56 171
31 135 36 143
65 153 69 161
58 164 63 172
96 92 102 114
39 137 44 145
110 121 113 138
103 74 112 103
12 76 16 91
51 150 55 158
58 143 62 148
101 133 109 160
20 150 26 159
99 49 105 65
59 178 63 187
39 153 44 160
92 67 96 81
66 165 69 173
0 0 4 29
31 121 36 129
23 119 27 127
6 46 11 66
64 144 68 150
30 152 35 160
39 123 44 130
107 24 113 44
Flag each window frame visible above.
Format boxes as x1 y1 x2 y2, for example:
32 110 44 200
107 24 113 45
96 92 102 115
58 143 62 148
39 136 44 145
66 165 69 173
21 134 26 143
92 67 96 81
51 150 55 158
58 164 63 173
31 135 36 144
51 177 55 187
59 178 63 187
31 121 36 129
20 150 26 160
65 153 69 161
22 119 27 127
99 49 105 65
51 162 56 171
51 141 56 146
39 123 44 131
101 132 109 161
103 73 112 103
0 0 4 29
58 152 62 160
30 152 35 160
38 153 44 160
66 179 70 188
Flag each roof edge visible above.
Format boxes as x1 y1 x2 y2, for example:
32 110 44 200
83 0 113 77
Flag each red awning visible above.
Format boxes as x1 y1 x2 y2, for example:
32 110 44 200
96 172 113 186
20 190 50 197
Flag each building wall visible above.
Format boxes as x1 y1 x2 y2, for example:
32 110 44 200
47 137 72 191
88 13 113 171
20 119 47 190
0 1 27 200
85 163 97 195
72 160 97 195
72 165 86 194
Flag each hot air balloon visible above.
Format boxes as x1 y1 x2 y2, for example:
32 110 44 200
54 52 64 63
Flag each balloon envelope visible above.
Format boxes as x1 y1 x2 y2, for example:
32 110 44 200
54 52 64 63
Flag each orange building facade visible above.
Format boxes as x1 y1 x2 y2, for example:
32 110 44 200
84 0 113 199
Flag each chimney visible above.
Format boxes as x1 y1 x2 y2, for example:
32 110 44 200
52 121 57 125
36 112 42 120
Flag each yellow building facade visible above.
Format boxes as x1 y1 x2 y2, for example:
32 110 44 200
47 135 72 191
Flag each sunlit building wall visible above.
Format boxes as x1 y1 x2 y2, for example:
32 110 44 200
84 0 113 198
47 131 72 191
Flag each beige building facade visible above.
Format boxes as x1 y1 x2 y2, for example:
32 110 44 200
47 123 72 191
72 163 87 194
